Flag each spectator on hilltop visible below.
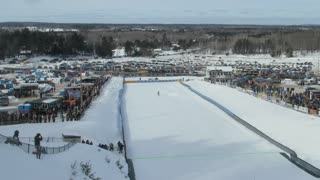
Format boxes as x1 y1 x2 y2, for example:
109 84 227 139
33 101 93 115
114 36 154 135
117 141 124 154
109 143 114 151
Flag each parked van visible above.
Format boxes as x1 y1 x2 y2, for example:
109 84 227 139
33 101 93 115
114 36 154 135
0 96 9 106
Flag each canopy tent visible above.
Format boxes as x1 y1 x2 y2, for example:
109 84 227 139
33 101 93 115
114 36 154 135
0 106 17 113
26 97 62 111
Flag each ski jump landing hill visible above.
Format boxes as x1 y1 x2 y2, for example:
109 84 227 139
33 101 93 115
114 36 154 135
181 82 320 178
122 76 318 180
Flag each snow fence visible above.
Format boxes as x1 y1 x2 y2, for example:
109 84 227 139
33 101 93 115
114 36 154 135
181 82 320 178
119 77 136 180
0 133 76 155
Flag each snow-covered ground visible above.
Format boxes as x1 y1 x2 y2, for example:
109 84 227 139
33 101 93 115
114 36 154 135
123 81 315 180
187 80 320 169
0 77 128 180
3 74 320 179
0 143 127 180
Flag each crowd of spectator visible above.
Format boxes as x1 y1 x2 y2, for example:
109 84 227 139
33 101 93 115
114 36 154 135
0 76 109 125
234 78 320 112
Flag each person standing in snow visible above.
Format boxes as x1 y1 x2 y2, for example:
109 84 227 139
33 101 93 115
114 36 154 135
60 110 64 122
117 141 124 154
12 130 22 146
109 143 114 151
157 91 160 96
34 133 43 159
52 113 56 123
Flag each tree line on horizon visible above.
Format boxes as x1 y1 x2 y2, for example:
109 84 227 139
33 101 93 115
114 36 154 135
1 28 320 59
0 29 196 59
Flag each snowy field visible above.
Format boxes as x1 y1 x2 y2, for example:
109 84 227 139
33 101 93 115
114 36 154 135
187 80 320 169
123 81 315 180
0 143 127 180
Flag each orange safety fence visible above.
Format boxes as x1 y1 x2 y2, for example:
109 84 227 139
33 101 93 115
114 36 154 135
124 81 136 84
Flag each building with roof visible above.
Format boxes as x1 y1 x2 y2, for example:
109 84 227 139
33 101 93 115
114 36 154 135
206 66 234 83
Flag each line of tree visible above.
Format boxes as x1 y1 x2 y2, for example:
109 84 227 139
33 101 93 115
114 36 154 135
0 28 120 59
95 36 115 58
3 27 320 59
232 38 293 57
123 38 196 57
0 28 93 59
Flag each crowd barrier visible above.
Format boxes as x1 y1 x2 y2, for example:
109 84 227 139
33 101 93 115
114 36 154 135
0 134 76 155
119 77 136 180
225 83 320 117
124 79 181 84
181 82 320 178
18 137 66 143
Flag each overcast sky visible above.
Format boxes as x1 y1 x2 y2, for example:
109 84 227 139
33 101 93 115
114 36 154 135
1 0 320 25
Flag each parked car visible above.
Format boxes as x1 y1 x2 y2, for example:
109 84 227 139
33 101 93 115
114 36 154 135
0 96 9 106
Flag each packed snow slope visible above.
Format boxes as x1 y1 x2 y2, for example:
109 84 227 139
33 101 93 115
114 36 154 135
0 77 123 144
124 81 315 180
0 143 127 180
187 80 320 169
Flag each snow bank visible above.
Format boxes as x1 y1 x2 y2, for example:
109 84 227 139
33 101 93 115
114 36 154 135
0 143 127 180
187 80 320 168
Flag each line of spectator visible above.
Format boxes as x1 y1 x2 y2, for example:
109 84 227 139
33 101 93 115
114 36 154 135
0 76 109 125
236 81 320 111
98 141 124 154
82 139 93 145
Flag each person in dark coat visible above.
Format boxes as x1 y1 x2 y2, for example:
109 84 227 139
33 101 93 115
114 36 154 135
104 144 108 150
52 114 55 123
109 143 114 151
12 130 22 146
34 133 43 159
117 141 124 154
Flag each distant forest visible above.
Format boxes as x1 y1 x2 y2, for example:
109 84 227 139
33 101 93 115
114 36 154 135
1 24 320 59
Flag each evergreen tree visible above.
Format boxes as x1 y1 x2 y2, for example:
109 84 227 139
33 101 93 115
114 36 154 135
124 41 134 56
96 36 115 58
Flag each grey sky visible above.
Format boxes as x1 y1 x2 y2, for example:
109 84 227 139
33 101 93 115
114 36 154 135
1 0 320 24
